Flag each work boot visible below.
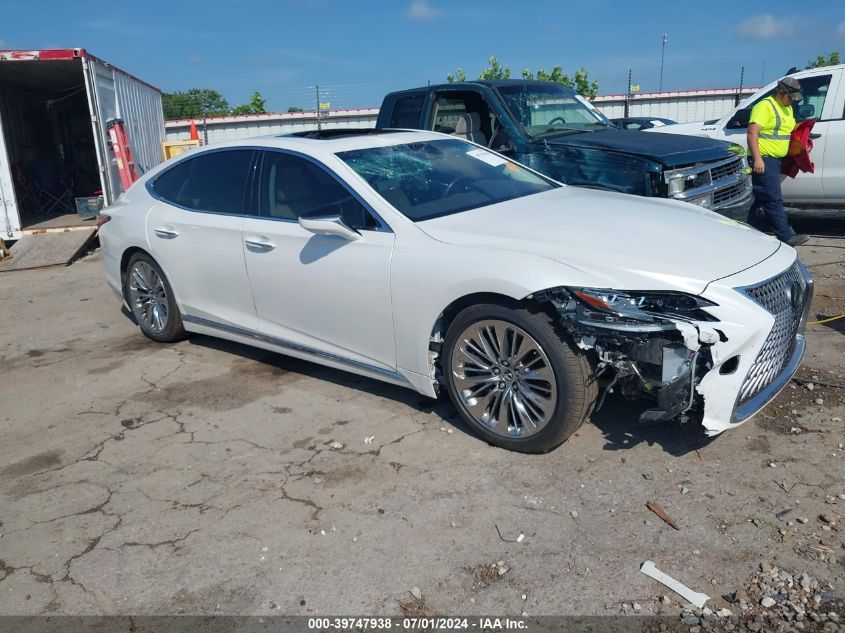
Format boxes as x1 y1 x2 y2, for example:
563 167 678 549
786 234 809 246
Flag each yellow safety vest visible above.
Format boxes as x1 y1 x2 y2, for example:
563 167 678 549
749 96 795 159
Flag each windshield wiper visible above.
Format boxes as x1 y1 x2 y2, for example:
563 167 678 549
533 126 585 138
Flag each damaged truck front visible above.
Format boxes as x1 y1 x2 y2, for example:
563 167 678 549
528 256 813 436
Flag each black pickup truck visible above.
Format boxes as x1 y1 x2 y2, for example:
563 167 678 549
377 80 753 220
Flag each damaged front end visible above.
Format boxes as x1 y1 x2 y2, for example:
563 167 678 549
531 287 725 425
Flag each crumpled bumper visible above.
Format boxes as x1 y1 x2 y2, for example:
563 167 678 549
692 249 813 435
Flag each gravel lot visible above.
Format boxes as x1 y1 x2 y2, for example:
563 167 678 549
0 230 843 624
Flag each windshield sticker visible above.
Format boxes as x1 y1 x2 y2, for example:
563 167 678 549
466 148 508 166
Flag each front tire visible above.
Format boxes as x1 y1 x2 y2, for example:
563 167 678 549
442 303 597 453
123 253 187 343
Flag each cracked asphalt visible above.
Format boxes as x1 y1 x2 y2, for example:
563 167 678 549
0 238 843 617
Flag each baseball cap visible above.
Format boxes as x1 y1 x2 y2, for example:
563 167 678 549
777 76 803 100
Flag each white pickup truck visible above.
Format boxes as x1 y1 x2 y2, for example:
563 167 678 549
648 64 845 207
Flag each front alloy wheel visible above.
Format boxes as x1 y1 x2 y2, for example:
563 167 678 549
443 303 597 453
451 319 557 439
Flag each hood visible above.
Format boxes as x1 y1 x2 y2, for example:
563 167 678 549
539 127 736 167
417 187 781 295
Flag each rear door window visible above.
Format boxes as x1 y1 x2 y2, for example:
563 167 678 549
152 150 255 214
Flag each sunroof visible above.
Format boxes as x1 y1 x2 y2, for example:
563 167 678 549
283 128 403 140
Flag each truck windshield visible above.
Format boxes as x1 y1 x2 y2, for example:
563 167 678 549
337 138 557 221
496 84 610 138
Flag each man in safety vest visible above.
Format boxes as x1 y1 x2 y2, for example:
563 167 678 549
747 76 808 246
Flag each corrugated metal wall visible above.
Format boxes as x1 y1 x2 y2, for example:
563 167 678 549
87 57 165 202
165 89 758 143
165 109 378 144
592 88 758 122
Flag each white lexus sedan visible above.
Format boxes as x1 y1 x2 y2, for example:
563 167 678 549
100 129 812 453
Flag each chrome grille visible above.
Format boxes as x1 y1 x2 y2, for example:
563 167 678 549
713 181 748 208
710 157 743 182
737 262 808 404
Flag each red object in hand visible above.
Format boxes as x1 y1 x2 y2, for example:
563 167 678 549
782 119 816 178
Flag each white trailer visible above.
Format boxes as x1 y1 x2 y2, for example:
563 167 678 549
0 48 165 241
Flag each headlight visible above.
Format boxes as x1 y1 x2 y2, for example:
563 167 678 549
666 174 685 196
570 288 718 322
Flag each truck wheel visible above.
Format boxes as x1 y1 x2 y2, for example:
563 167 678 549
123 253 187 343
442 303 597 453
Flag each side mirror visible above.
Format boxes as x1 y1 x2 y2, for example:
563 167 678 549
727 108 751 129
298 212 361 241
796 104 815 120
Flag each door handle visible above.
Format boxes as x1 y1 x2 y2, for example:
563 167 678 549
809 133 821 139
154 226 179 239
245 237 276 252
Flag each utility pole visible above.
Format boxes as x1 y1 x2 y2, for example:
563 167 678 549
625 69 632 118
659 34 668 92
736 66 745 106
315 85 322 131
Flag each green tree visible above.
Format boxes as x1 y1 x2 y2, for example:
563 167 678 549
448 58 599 98
806 51 840 69
478 56 510 80
287 106 304 113
522 66 599 99
162 88 230 119
231 91 268 115
446 67 466 83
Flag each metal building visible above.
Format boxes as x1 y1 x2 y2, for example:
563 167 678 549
592 87 759 122
165 108 379 144
163 87 762 145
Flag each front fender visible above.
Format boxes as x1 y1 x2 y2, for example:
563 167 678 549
390 241 608 380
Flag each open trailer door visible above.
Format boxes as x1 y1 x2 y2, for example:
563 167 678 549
0 104 21 240
82 53 165 206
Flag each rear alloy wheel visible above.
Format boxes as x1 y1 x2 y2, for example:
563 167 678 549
443 303 597 453
124 253 186 343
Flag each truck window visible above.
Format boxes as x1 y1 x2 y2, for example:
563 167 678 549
432 96 468 133
388 95 425 128
430 91 503 148
747 74 832 122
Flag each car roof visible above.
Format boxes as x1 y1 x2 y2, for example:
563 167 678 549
197 128 452 155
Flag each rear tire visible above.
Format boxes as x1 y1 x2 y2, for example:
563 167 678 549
442 302 597 453
123 253 187 343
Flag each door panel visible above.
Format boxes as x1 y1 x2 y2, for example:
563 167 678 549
147 204 256 329
145 149 258 329
242 219 396 369
242 149 396 369
821 119 845 203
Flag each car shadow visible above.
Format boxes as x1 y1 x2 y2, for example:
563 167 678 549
589 396 717 456
299 234 348 265
186 334 717 457
187 333 471 428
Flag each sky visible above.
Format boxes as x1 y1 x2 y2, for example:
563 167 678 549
1 0 843 112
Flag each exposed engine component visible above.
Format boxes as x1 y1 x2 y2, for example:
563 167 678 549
530 287 720 424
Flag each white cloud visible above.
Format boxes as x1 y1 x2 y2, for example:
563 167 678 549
408 1 441 21
0 38 6 49
837 22 845 37
188 54 204 66
739 14 796 39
